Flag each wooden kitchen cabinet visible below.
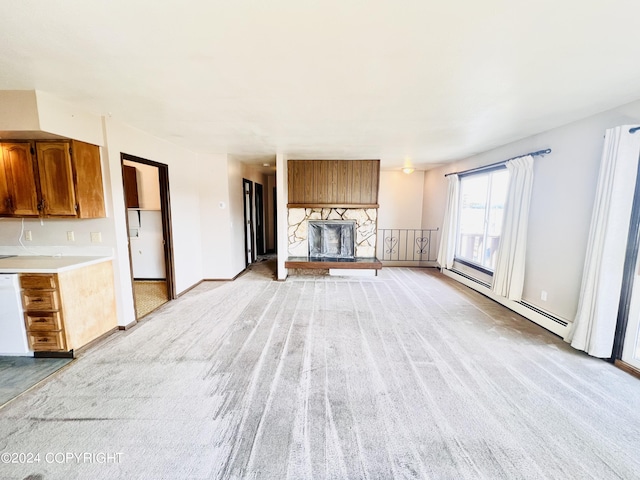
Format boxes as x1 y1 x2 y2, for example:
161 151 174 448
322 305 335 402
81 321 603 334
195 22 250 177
20 273 67 352
0 139 106 218
35 140 106 218
20 260 117 354
0 143 39 216
35 142 77 216
70 140 107 218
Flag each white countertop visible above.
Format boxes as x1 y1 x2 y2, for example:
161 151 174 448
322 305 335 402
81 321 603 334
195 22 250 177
0 256 112 273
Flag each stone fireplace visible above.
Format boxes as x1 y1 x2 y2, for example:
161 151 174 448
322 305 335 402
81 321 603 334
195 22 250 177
308 220 355 258
288 208 377 258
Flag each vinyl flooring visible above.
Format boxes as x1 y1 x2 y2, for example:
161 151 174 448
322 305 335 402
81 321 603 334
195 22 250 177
0 356 72 408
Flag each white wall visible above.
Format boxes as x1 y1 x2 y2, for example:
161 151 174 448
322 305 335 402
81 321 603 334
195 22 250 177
36 91 104 146
199 153 245 280
123 160 161 210
378 170 425 229
228 157 249 275
422 98 640 322
128 210 166 279
0 90 39 131
276 152 288 279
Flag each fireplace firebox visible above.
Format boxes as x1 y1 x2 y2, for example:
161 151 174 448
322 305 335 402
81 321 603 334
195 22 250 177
308 220 356 258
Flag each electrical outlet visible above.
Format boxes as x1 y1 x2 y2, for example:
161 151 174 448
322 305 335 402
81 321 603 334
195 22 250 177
24 230 32 241
541 290 548 301
90 232 102 243
67 231 75 241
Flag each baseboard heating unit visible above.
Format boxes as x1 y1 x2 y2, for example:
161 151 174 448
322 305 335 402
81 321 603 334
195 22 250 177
444 268 571 337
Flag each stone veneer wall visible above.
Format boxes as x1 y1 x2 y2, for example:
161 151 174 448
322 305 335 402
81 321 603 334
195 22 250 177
288 208 377 258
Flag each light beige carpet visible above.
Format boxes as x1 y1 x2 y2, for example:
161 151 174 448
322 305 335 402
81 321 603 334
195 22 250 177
1 263 639 479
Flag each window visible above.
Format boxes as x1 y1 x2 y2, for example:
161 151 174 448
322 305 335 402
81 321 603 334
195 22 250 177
455 168 509 272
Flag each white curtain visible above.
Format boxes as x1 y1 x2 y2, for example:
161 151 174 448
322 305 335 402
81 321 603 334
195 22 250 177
491 155 533 301
565 126 640 358
491 156 534 301
437 174 459 269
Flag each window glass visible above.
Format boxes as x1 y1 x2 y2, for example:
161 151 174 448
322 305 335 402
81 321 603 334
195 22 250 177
456 168 509 271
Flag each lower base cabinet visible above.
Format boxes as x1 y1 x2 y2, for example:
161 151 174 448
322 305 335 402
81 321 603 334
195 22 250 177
20 261 117 353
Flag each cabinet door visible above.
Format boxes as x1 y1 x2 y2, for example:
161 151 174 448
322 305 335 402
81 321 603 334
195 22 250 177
36 142 76 216
70 140 106 218
122 164 140 208
1 143 39 216
0 147 11 215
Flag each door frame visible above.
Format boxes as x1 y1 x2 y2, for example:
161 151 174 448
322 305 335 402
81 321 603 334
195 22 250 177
243 178 255 267
121 154 176 304
273 186 277 253
255 182 265 256
612 158 640 361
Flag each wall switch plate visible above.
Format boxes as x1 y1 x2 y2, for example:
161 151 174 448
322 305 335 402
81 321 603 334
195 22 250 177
90 232 102 243
67 231 75 241
541 290 548 301
24 230 32 241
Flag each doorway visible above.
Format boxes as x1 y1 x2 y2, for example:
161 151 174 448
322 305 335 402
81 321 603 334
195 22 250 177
121 154 176 320
243 179 255 267
255 183 265 256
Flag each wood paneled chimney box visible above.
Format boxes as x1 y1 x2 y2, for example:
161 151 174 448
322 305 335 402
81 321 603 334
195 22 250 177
287 160 379 208
285 160 382 273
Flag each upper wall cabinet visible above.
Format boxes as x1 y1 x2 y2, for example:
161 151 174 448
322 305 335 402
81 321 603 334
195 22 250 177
68 140 106 218
122 165 140 208
0 143 39 216
287 160 380 208
0 139 106 218
36 142 77 216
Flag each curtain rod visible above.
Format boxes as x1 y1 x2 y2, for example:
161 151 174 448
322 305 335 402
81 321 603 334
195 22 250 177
444 148 552 177
630 126 640 134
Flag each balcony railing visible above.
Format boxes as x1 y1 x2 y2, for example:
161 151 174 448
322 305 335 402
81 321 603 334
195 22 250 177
376 228 439 266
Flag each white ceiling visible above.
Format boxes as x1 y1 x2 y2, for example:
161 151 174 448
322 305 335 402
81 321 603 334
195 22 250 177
2 0 640 170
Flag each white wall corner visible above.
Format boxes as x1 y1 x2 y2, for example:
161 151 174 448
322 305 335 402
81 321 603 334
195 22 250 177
35 90 104 145
0 90 39 131
276 152 288 280
101 116 135 327
226 155 249 278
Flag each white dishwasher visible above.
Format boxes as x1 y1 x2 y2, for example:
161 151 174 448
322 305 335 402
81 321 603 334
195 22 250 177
0 273 30 355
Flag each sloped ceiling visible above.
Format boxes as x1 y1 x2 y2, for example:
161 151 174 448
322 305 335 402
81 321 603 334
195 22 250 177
2 0 640 170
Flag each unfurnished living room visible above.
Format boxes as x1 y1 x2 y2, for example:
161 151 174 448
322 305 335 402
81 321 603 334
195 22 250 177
1 1 640 479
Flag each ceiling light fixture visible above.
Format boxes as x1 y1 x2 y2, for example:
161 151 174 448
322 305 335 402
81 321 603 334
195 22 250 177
263 163 270 167
402 167 415 174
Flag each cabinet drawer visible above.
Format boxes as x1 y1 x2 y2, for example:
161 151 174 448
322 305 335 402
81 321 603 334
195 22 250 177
24 311 63 331
27 331 66 351
22 290 59 311
20 274 57 290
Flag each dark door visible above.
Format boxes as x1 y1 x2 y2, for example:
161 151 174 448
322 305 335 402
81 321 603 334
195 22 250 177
255 183 265 256
273 186 277 252
243 179 255 266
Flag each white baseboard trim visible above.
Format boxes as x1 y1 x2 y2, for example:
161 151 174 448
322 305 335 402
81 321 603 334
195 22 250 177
442 268 571 338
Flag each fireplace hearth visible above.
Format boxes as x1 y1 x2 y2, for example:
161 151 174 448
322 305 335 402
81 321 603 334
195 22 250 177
308 220 355 258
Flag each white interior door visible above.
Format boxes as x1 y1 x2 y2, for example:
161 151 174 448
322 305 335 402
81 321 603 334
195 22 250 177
622 254 640 369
